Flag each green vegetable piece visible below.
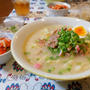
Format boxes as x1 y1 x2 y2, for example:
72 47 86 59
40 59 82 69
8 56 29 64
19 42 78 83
58 42 65 46
49 56 55 60
58 31 61 35
67 65 72 71
48 69 52 73
45 56 50 61
24 52 31 55
58 70 64 74
48 67 55 73
45 56 60 61
58 69 66 75
51 67 55 71
36 58 40 61
63 56 74 63
56 56 60 59
11 26 16 30
10 26 18 33
58 65 72 75
49 56 59 60
85 33 90 40
87 56 90 62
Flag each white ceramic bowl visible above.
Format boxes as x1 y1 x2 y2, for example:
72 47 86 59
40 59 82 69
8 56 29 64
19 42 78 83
0 33 13 64
11 17 90 80
47 2 71 16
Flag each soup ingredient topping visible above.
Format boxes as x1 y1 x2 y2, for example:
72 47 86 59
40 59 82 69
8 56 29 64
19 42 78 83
49 4 68 10
47 27 88 56
0 37 11 55
59 64 72 74
73 26 87 36
24 52 31 55
34 63 42 69
24 25 90 75
87 56 90 62
45 56 59 61
85 32 90 40
36 58 40 61
48 67 55 73
36 39 46 47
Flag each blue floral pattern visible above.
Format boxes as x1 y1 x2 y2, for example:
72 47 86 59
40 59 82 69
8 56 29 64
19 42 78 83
0 78 6 83
41 82 55 90
12 61 24 72
5 83 20 90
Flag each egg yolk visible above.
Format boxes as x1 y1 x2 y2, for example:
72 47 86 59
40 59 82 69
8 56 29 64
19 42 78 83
74 26 87 36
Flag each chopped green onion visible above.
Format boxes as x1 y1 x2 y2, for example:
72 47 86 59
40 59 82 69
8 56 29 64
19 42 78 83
58 69 66 75
45 56 50 61
67 64 72 71
45 56 60 61
58 65 72 75
36 58 40 61
48 69 52 73
86 56 90 62
47 67 55 73
24 52 31 55
63 56 74 63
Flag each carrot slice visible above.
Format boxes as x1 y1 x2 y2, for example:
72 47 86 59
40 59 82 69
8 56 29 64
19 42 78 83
3 38 11 47
49 4 68 10
0 37 11 55
0 48 7 55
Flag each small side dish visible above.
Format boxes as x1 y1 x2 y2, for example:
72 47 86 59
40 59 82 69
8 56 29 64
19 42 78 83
0 33 13 64
24 25 90 75
4 25 18 33
0 16 24 33
49 4 68 10
47 2 70 16
0 37 11 55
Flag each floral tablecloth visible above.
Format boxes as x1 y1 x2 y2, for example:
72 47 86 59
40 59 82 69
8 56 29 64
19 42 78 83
0 0 90 90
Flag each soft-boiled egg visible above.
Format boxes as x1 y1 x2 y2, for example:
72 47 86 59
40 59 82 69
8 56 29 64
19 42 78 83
73 26 87 38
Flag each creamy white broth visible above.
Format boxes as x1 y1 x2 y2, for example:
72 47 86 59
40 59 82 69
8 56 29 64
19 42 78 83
24 25 90 75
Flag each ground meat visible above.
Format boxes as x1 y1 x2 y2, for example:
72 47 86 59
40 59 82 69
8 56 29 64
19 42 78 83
46 30 59 48
37 39 46 47
65 53 71 56
80 50 84 55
